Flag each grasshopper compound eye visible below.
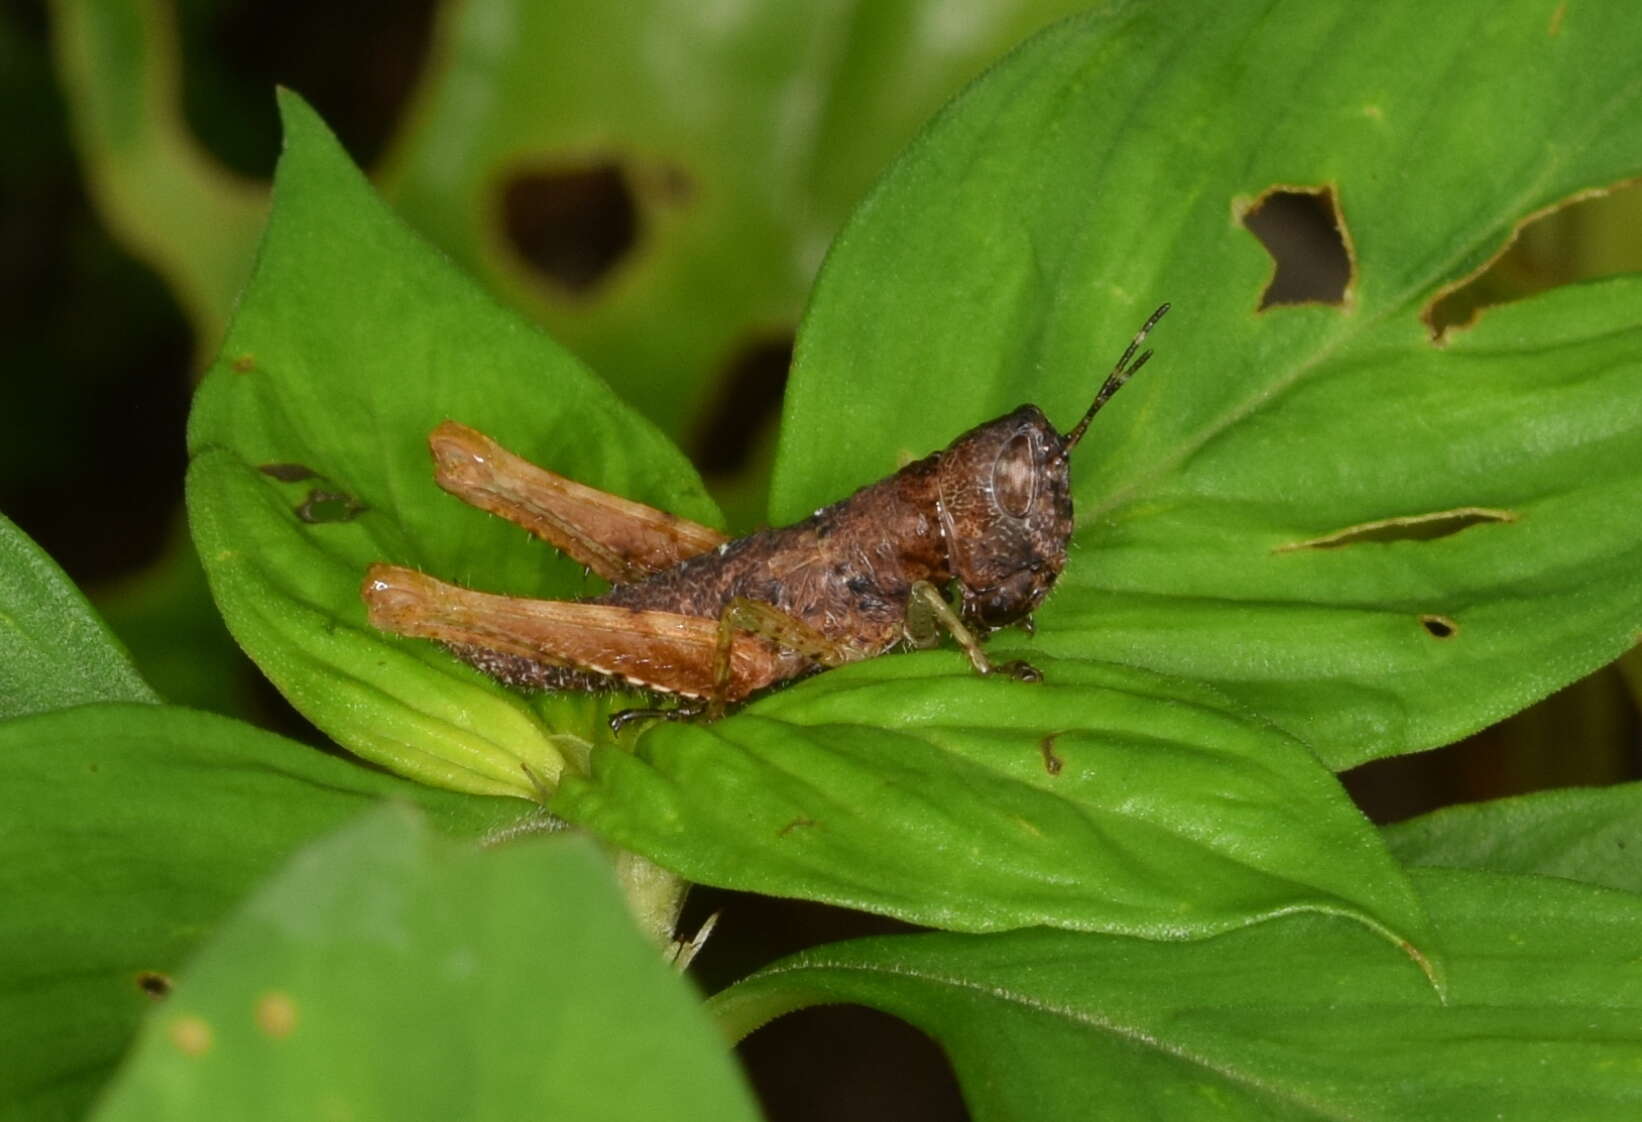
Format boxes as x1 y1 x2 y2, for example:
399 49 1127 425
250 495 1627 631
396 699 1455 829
992 430 1039 518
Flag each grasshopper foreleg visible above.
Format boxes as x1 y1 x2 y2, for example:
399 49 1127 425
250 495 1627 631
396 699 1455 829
907 581 1043 683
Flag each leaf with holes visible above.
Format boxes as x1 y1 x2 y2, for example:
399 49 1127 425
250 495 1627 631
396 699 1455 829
0 511 157 718
556 655 1438 966
187 91 723 797
0 703 530 1122
771 1 1642 768
710 869 1642 1121
53 0 1100 450
90 807 759 1122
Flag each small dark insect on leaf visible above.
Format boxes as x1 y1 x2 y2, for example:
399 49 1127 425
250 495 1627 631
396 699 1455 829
363 305 1169 729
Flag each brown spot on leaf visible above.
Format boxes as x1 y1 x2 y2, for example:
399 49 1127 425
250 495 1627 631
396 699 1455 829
168 1015 213 1056
635 161 694 207
136 970 172 999
230 354 256 373
778 815 817 838
255 991 298 1038
1238 185 1354 309
1039 734 1064 777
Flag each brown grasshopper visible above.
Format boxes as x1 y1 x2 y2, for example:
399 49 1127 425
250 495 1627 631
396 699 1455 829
363 305 1168 730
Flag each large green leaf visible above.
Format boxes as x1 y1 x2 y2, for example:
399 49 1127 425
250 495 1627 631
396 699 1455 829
556 655 1435 962
91 808 757 1122
0 510 157 717
712 869 1642 1121
771 1 1642 768
187 92 722 797
1385 782 1642 894
0 703 530 1122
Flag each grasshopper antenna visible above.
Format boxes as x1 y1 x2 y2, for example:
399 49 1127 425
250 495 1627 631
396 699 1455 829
1063 302 1170 451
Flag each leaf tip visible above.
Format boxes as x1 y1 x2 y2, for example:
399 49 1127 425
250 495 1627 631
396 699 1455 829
1402 938 1450 1004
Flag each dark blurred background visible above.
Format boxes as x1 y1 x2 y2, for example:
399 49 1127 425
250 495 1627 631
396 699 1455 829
4 3 1640 1119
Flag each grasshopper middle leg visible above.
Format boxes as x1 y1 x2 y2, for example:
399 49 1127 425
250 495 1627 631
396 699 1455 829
709 598 856 718
609 599 855 731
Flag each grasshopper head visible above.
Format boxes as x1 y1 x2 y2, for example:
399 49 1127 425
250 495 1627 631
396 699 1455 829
937 303 1168 630
936 405 1075 629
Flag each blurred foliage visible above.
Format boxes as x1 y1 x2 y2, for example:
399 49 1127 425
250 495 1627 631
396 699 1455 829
51 0 1097 455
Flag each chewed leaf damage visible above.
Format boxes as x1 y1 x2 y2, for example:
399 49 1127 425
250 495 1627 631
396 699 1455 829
1275 507 1516 553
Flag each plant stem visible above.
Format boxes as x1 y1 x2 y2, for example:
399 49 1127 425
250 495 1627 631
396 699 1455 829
612 849 689 949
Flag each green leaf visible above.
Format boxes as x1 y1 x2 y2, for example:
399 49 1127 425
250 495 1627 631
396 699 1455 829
0 703 529 1122
711 869 1642 1121
771 1 1642 768
1385 783 1642 894
556 655 1435 961
91 807 759 1122
187 91 722 797
0 510 157 717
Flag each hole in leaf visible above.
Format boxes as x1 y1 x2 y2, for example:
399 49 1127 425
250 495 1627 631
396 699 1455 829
136 971 172 999
501 163 638 294
1424 178 1642 339
693 332 795 476
1240 185 1354 309
259 462 318 482
1420 614 1458 639
295 488 367 523
1275 507 1516 552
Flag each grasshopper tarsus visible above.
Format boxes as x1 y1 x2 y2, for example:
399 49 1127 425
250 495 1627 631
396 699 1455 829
365 305 1169 718
609 698 706 736
998 659 1044 683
